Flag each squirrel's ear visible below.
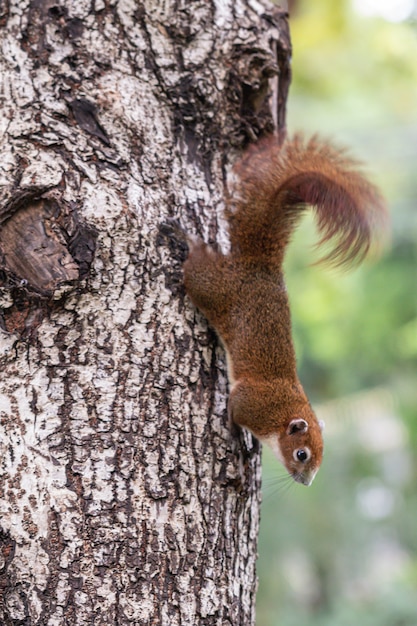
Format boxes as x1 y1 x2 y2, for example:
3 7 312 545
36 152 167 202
287 418 308 435
319 420 325 432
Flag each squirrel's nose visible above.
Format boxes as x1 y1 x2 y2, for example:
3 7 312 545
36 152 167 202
293 468 318 487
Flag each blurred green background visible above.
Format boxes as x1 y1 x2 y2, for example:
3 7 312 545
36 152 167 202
257 0 417 624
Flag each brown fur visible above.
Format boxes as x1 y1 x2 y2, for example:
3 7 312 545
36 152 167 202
183 135 386 484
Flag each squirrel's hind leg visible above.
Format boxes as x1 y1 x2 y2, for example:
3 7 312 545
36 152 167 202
183 240 233 330
159 220 234 331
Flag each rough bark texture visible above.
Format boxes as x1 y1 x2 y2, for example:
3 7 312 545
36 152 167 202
0 1 290 624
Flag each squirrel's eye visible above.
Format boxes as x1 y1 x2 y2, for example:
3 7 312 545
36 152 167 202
294 449 309 463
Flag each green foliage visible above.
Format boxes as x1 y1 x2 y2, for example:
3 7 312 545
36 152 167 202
290 0 417 126
284 0 417 413
258 1 417 623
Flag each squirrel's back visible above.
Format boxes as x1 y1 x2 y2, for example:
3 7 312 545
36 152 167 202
226 134 387 270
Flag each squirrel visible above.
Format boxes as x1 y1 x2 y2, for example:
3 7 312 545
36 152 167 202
164 134 386 486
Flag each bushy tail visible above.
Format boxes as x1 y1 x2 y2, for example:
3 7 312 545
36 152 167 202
226 134 387 269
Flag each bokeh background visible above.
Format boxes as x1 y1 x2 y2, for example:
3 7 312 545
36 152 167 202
257 0 417 624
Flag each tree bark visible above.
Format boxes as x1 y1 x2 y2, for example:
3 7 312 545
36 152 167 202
0 1 290 624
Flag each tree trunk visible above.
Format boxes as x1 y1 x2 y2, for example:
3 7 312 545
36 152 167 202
0 1 290 624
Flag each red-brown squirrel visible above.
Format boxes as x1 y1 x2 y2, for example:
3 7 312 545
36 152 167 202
165 135 386 486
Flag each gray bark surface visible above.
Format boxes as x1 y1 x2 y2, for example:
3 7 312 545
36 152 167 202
0 1 290 624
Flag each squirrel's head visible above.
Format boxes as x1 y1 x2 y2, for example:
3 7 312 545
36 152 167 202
229 378 324 486
262 411 324 486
